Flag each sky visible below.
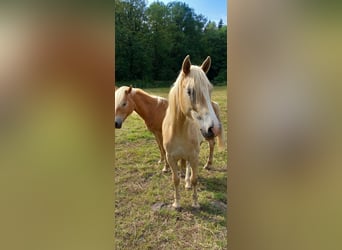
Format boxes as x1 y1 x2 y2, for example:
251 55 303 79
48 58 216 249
147 0 227 25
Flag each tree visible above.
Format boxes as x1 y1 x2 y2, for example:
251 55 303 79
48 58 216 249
218 19 224 29
115 0 152 81
167 2 207 71
201 20 227 82
146 2 173 80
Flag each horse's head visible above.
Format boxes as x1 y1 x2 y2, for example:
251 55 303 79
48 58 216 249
179 55 221 139
115 86 135 128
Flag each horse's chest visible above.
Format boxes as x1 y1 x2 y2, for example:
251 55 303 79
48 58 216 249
163 118 201 159
144 114 163 132
168 136 199 155
145 121 161 133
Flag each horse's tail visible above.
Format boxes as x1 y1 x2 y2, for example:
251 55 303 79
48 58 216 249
212 101 225 150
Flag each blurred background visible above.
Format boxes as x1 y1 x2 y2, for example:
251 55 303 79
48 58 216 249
0 2 114 250
229 0 342 249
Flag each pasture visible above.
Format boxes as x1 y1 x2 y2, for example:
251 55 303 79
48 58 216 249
115 86 227 249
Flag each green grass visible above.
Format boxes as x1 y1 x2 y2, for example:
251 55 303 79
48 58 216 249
115 86 227 249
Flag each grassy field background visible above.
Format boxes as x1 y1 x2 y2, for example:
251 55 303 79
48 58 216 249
115 86 227 249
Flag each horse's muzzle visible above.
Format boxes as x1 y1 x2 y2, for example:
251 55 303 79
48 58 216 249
201 124 221 139
115 118 122 129
201 127 215 139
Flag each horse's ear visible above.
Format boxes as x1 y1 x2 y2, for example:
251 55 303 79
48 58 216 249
201 56 211 74
182 55 191 75
126 85 132 94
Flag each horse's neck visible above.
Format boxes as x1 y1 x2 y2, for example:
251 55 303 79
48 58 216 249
132 90 158 122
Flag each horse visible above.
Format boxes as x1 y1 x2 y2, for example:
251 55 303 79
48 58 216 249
115 86 169 170
114 86 224 172
162 55 221 209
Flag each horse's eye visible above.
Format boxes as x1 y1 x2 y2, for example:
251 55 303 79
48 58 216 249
122 102 127 107
187 89 191 96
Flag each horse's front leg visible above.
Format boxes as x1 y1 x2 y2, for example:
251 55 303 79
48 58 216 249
155 133 169 172
204 138 215 170
166 155 180 209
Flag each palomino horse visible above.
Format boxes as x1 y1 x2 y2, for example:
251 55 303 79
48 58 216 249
162 55 221 209
114 86 224 172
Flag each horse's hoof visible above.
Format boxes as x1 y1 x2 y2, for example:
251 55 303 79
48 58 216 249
162 168 169 173
185 184 192 190
203 164 211 170
172 202 181 211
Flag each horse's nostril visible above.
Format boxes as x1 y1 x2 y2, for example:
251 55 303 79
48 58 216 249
200 126 215 139
115 121 122 129
208 126 214 136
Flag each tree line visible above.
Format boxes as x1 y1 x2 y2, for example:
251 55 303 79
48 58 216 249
115 0 227 87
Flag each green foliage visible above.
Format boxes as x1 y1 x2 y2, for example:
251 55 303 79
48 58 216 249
115 0 152 81
115 0 227 84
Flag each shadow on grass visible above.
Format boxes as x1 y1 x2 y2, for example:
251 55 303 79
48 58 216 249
151 175 227 212
199 175 227 194
154 197 226 226
154 202 226 228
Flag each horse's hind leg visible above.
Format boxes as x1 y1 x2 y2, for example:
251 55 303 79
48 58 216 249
189 158 200 208
161 149 170 173
185 161 191 189
179 159 186 177
167 155 181 209
161 143 170 173
204 138 215 170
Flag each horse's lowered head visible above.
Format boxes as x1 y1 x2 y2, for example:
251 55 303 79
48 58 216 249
115 85 135 128
179 55 221 139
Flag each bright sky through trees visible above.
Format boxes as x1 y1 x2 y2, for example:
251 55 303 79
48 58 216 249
148 0 227 24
